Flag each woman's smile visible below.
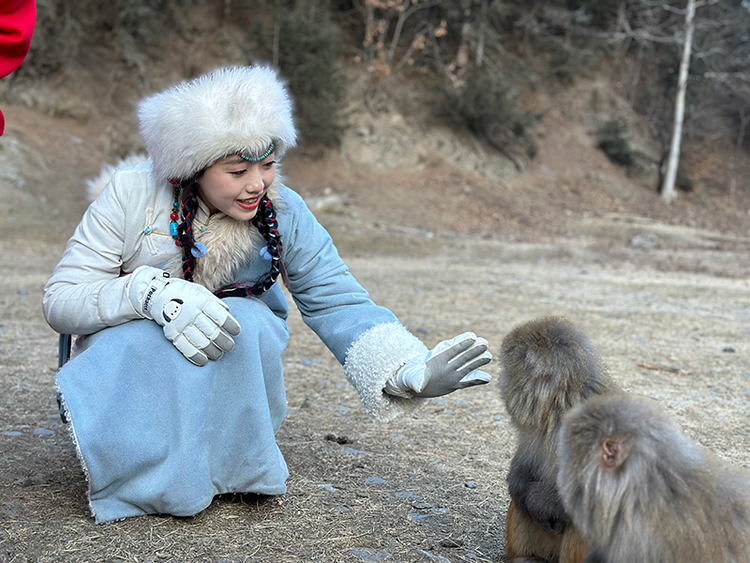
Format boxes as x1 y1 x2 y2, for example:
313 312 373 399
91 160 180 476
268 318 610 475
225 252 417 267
236 195 262 210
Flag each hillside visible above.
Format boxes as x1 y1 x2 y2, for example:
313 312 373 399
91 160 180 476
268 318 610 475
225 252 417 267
2 46 750 276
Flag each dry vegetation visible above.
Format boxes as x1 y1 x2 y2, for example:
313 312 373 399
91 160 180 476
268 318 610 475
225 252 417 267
1 3 750 562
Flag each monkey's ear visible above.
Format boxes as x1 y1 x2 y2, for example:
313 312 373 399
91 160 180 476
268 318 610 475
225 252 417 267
601 437 628 469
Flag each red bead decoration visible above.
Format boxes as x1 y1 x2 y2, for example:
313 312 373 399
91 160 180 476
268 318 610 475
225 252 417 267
170 212 178 220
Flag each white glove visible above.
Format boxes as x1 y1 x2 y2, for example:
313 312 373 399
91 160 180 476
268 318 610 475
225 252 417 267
385 332 492 398
126 266 241 366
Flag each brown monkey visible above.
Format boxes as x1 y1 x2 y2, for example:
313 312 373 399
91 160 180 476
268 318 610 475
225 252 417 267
499 316 621 563
557 393 750 563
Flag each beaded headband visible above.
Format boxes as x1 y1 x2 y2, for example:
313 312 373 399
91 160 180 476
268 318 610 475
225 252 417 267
165 140 277 184
240 140 275 163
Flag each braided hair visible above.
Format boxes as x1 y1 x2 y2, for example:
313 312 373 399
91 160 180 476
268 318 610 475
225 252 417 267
176 179 201 282
214 194 287 298
175 178 286 297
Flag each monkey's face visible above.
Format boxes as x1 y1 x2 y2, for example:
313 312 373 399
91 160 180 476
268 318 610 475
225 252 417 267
557 398 634 538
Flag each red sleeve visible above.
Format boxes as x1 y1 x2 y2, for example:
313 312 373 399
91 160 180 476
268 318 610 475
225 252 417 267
0 0 36 79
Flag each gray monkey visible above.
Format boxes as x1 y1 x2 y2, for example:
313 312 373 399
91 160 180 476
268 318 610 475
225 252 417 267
558 393 750 563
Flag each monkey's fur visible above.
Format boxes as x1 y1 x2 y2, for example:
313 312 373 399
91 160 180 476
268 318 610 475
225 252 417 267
558 393 750 563
499 316 621 563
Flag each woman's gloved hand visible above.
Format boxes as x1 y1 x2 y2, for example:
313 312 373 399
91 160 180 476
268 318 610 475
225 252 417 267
385 332 492 398
126 266 241 366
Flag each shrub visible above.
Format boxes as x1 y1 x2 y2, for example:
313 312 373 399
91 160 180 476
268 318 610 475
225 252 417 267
271 8 348 146
444 66 539 165
597 117 634 166
676 162 694 192
25 0 172 77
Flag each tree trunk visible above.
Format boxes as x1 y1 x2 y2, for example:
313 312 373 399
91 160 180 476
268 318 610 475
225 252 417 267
661 0 696 204
476 0 488 68
728 107 746 203
455 21 472 83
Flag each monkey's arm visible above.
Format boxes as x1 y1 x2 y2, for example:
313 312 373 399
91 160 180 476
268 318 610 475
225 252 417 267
507 457 569 535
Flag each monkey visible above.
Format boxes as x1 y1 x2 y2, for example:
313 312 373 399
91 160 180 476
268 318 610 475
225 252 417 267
499 316 621 563
557 393 750 563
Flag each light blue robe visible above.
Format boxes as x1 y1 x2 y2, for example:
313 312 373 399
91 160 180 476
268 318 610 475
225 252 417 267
52 179 427 524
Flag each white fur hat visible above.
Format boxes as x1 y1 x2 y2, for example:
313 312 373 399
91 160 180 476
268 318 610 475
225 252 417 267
139 65 297 182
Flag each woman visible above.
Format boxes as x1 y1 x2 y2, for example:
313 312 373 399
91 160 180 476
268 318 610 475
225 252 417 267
43 65 492 524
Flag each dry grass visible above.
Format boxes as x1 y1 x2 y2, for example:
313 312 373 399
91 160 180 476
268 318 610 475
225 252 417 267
2 222 749 561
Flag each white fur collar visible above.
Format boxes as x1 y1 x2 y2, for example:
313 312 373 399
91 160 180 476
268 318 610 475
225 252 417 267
164 185 279 292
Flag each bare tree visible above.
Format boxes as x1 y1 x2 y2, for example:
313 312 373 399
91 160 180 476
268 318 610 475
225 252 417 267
728 107 746 202
354 0 439 109
661 0 697 204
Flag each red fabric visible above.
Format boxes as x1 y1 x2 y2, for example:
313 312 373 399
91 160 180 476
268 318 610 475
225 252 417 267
0 0 36 135
0 0 35 77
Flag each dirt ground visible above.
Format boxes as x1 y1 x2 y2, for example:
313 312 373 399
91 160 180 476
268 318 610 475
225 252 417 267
1 82 750 563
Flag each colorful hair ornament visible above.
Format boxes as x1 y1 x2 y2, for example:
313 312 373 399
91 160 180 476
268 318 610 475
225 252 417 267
240 140 275 163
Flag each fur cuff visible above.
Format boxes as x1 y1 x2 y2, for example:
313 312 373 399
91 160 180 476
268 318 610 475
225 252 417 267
343 322 429 422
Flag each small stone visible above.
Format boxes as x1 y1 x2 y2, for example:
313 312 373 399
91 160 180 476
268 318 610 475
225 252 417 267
306 194 345 215
344 548 391 562
412 500 433 510
33 428 54 436
630 232 660 250
409 512 434 521
317 484 341 493
325 434 352 444
417 549 452 563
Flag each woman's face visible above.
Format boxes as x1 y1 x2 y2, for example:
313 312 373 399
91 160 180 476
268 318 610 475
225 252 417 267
196 152 276 220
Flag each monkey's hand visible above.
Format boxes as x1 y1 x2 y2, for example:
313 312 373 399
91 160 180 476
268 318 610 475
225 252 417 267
384 332 492 398
536 511 568 535
518 480 570 535
509 464 569 535
583 549 608 563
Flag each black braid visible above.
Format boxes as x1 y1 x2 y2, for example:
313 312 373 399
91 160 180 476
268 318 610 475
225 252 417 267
176 180 201 282
213 194 287 298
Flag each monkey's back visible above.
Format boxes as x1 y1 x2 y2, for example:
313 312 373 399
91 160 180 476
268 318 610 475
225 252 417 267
607 455 750 563
559 393 750 563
